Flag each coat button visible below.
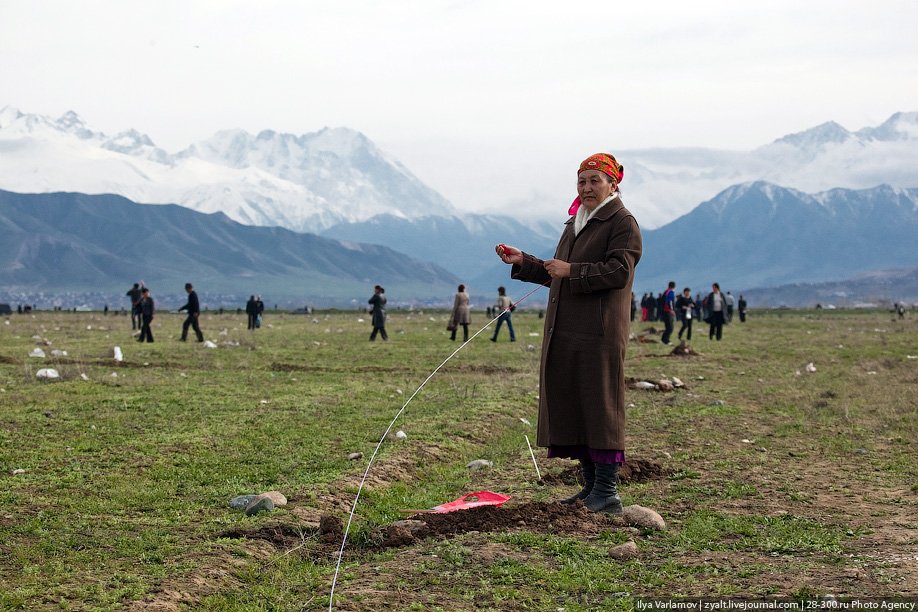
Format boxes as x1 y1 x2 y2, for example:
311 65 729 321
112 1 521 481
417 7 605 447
551 297 556 303
548 327 553 334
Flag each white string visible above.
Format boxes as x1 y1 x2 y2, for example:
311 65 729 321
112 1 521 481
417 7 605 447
328 310 508 610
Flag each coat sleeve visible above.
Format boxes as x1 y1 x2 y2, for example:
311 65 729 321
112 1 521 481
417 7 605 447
568 215 641 294
510 251 551 285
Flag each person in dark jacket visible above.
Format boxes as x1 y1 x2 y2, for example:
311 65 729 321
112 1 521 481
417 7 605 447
368 285 388 341
738 295 748 322
137 288 155 343
675 287 695 341
495 152 642 516
178 283 204 342
246 296 258 330
705 282 727 341
126 282 144 330
255 295 265 328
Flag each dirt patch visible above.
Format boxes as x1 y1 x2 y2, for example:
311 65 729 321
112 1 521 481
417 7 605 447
216 523 310 548
0 354 22 365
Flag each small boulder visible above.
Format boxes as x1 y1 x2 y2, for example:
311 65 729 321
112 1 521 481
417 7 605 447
36 368 60 379
260 491 287 507
244 496 274 516
392 519 428 537
622 505 666 530
608 540 639 560
229 494 259 510
347 452 364 460
29 348 46 358
466 459 493 470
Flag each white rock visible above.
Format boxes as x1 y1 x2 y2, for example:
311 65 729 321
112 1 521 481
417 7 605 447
395 430 408 440
347 452 364 460
357 318 365 323
11 468 25 475
110 372 118 378
113 347 123 361
80 373 89 381
29 348 46 358
806 362 817 372
203 340 218 348
634 381 656 389
51 349 68 356
519 417 531 425
36 368 59 379
622 505 666 530
671 377 684 388
466 459 493 470
219 329 228 335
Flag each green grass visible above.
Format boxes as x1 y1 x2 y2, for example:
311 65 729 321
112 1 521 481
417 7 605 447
1 307 916 610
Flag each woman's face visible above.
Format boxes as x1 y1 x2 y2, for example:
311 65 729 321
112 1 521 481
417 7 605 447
577 170 615 211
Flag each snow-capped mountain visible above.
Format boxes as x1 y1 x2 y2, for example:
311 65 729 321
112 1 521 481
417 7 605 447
618 112 918 228
0 106 456 233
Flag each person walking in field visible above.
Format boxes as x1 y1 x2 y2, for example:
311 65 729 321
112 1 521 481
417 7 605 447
126 282 144 330
368 285 388 341
246 295 258 330
705 283 727 341
178 283 204 342
675 287 695 341
448 284 471 342
137 288 155 343
661 281 676 346
738 295 748 322
490 286 515 342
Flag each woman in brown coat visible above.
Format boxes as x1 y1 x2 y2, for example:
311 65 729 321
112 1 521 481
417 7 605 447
495 153 642 515
448 284 471 341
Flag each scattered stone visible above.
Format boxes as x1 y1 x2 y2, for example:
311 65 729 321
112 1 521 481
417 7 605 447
229 494 259 510
622 505 666 530
244 496 274 516
395 430 407 440
466 459 493 470
29 348 46 358
608 540 639 560
633 381 656 390
671 377 685 388
43 411 52 418
80 373 89 381
519 417 531 425
36 368 60 379
112 346 123 361
260 491 287 507
806 362 817 372
51 349 67 356
708 400 724 406
11 468 25 475
203 340 218 348
347 452 364 460
656 379 674 392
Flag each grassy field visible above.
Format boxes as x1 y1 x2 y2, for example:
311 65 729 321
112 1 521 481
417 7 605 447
0 306 916 611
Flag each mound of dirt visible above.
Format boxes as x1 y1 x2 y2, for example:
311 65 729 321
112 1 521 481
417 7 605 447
380 501 609 549
217 523 305 548
669 342 700 357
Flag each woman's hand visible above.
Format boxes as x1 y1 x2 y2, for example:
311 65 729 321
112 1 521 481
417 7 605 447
544 259 572 279
495 244 523 265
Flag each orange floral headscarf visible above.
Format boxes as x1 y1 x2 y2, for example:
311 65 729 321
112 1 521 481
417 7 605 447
569 153 624 215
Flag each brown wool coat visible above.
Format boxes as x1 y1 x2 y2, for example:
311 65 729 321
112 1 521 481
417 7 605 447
511 195 642 451
448 291 471 326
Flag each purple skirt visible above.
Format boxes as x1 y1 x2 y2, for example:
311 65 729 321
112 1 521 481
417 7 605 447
547 445 625 465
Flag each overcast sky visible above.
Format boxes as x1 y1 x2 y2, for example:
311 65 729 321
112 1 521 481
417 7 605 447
2 1 916 215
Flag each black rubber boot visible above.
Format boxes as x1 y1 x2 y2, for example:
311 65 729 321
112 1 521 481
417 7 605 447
582 462 623 515
560 460 595 505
